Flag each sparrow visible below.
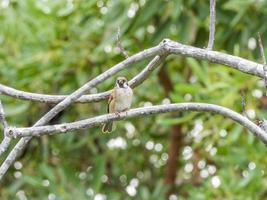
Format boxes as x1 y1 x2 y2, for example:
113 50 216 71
102 77 133 133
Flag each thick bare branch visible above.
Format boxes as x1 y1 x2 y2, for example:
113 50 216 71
207 0 216 50
0 38 266 180
0 56 164 104
6 103 267 145
0 39 266 105
258 33 267 91
0 45 164 180
162 39 264 78
0 40 264 103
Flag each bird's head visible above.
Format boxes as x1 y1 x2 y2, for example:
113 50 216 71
116 77 128 88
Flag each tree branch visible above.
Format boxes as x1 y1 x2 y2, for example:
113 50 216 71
0 38 266 180
0 101 8 129
258 33 267 91
5 103 267 145
207 0 216 50
0 45 165 180
162 39 264 78
0 100 10 156
0 55 164 104
0 39 264 106
0 137 11 155
0 39 265 105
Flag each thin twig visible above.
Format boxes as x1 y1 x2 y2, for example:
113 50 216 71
0 100 11 156
0 100 8 129
258 33 267 92
129 55 166 88
6 103 267 145
207 0 216 50
117 27 129 58
0 56 165 104
0 137 11 155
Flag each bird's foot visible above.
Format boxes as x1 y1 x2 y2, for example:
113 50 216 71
122 108 129 112
122 108 129 116
115 112 120 117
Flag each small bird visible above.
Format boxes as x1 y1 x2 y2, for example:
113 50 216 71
102 77 133 133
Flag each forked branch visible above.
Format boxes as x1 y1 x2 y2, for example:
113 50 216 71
0 40 265 105
0 55 165 104
0 39 266 181
1 0 267 184
0 45 165 180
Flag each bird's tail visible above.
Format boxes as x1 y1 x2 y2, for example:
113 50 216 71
102 122 113 133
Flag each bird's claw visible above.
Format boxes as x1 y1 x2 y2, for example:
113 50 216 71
115 112 120 117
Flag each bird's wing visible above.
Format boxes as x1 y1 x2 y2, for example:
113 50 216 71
108 89 116 113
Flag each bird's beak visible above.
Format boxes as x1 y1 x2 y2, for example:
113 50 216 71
123 82 128 88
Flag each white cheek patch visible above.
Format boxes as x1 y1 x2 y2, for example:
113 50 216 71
123 82 128 88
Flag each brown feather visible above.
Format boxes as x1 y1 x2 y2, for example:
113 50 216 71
108 89 116 113
102 78 132 133
102 89 116 133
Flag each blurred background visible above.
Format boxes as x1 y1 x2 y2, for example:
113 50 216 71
1 0 267 199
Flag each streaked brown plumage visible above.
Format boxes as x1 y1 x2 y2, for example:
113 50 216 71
102 77 133 133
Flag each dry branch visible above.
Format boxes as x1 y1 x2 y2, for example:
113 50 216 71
0 38 266 181
0 45 164 180
6 103 267 145
0 40 265 105
207 0 216 50
0 101 8 129
0 55 164 104
258 33 267 91
163 39 264 78
0 101 10 156
0 137 11 155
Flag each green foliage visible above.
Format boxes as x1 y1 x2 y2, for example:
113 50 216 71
1 0 267 199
